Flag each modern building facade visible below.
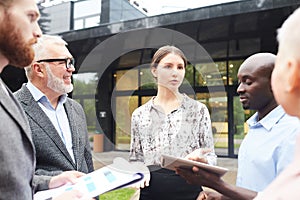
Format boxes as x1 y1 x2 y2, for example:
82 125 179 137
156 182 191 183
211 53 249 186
2 0 299 157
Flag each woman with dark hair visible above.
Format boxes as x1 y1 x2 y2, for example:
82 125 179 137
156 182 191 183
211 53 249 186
129 45 216 200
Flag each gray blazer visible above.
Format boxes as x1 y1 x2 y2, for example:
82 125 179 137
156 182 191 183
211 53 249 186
0 81 49 199
14 84 94 176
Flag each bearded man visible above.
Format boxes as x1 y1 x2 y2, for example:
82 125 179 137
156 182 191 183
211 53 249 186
14 34 94 181
0 1 90 199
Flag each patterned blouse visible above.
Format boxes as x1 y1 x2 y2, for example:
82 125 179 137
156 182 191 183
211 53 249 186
129 94 215 166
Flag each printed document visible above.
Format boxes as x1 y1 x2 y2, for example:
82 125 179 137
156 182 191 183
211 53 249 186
34 157 145 200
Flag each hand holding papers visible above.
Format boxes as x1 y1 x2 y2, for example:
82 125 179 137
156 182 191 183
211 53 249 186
34 157 147 200
126 162 150 189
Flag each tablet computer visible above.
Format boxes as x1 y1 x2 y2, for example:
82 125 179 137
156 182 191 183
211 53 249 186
161 154 228 176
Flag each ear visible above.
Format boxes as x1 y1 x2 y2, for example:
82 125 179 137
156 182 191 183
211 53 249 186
32 62 46 78
286 58 300 92
151 67 157 78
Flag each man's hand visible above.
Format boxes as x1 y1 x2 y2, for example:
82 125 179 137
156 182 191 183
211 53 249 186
197 191 208 200
49 172 96 200
197 191 230 200
49 171 85 189
176 166 222 188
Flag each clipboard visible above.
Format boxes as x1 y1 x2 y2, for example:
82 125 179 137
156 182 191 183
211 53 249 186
161 154 228 176
34 158 145 200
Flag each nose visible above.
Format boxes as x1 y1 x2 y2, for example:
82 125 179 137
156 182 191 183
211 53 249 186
171 68 178 77
33 23 42 38
236 83 245 94
67 65 76 72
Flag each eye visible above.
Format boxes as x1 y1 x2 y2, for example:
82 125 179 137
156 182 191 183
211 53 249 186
178 65 184 70
245 80 253 85
27 12 39 23
28 14 34 22
164 65 172 69
57 61 66 65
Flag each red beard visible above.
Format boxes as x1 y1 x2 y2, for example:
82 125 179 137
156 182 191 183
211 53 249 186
0 12 37 68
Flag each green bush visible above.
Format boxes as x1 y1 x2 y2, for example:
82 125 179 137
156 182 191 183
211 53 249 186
100 188 136 200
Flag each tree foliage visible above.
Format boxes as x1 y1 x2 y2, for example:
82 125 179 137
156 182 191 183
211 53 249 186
73 78 98 131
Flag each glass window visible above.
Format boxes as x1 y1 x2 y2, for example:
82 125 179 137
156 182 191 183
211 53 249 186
74 19 83 30
73 73 98 95
83 99 97 132
228 60 244 85
229 38 261 57
233 96 245 154
141 49 155 64
74 0 101 19
201 42 227 59
141 96 152 104
115 96 138 150
118 51 142 68
195 61 227 86
233 96 255 154
72 73 99 134
196 92 228 156
182 64 194 87
85 15 100 28
140 67 156 90
115 69 138 91
73 98 96 132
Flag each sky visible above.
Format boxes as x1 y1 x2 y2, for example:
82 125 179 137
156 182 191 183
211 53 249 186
131 0 243 16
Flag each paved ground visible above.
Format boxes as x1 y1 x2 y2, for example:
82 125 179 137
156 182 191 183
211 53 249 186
92 151 238 199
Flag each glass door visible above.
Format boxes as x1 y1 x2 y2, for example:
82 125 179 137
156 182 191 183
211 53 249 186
196 91 228 156
233 95 255 155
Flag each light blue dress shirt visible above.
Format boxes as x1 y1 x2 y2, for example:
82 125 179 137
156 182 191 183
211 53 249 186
236 105 300 192
26 82 75 162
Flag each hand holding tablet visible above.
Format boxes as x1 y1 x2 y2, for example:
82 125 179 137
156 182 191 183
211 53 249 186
161 154 228 176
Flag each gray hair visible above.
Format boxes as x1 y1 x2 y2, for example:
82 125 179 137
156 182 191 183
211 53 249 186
25 35 68 80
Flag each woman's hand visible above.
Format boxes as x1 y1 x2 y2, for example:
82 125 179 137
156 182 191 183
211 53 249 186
185 148 216 165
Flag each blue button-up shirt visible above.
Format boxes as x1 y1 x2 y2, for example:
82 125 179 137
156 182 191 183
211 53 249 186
236 105 300 191
26 82 75 162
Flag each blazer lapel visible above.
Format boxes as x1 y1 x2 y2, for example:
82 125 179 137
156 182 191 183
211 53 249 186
17 85 75 166
64 100 80 169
